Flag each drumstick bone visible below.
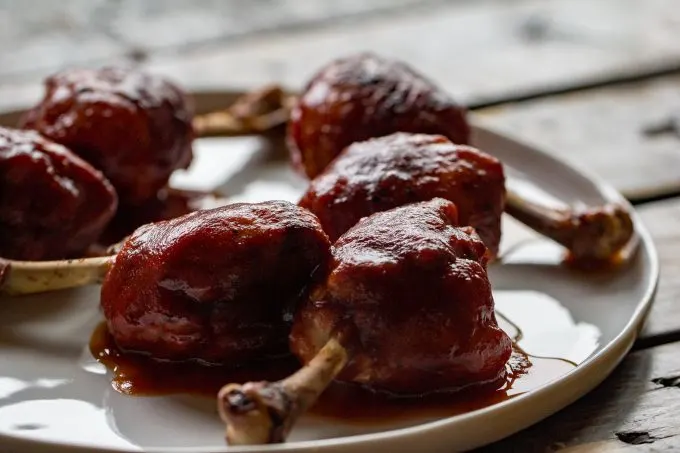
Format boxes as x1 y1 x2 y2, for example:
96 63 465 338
0 256 112 296
191 85 292 137
0 191 633 297
193 85 636 262
218 338 347 445
217 198 512 445
0 88 635 295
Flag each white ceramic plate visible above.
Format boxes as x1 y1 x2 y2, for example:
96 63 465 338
0 120 658 453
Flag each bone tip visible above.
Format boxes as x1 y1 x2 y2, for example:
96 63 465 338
218 383 278 445
611 203 634 230
218 384 258 416
598 202 635 246
571 202 636 263
0 258 9 289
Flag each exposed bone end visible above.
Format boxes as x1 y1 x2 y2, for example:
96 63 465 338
105 239 128 256
217 381 291 445
0 258 9 289
229 85 288 120
569 203 635 262
505 188 636 263
567 203 635 262
217 337 348 445
192 85 291 137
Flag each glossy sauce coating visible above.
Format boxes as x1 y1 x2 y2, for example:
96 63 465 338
101 201 331 364
299 133 505 255
291 198 512 395
21 67 194 206
89 322 299 395
0 127 117 260
287 53 470 179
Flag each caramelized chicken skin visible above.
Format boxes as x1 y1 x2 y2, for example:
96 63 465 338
291 198 511 395
299 133 505 256
21 67 194 207
287 53 470 179
101 201 331 364
0 127 117 260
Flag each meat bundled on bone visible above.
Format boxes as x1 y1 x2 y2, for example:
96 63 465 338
21 67 195 207
287 53 470 179
0 127 117 261
299 132 505 256
101 201 331 364
218 198 512 444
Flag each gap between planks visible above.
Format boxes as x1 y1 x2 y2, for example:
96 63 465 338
478 340 680 452
468 62 680 111
474 73 680 203
3 0 680 113
631 197 680 350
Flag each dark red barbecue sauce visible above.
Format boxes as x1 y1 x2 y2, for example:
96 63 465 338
89 322 575 423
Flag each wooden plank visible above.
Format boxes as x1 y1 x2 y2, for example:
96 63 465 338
0 0 437 83
0 0 126 80
144 0 680 106
2 0 680 112
103 0 434 51
635 198 680 343
475 75 680 202
478 341 680 452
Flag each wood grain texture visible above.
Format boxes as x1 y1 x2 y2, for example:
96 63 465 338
635 198 680 342
0 0 438 83
145 0 680 105
478 341 680 452
2 0 680 111
0 3 679 450
475 75 680 202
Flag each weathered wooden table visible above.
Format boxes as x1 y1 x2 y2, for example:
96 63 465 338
3 1 680 451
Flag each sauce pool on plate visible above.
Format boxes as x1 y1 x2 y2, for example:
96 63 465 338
89 321 575 424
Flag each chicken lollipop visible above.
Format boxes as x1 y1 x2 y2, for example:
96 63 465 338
299 132 505 255
21 67 194 207
284 52 633 263
219 198 512 444
0 127 117 261
288 52 470 178
101 201 330 364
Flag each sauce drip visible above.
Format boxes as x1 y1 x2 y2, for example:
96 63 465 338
89 322 575 423
563 250 628 272
89 323 298 396
307 351 573 423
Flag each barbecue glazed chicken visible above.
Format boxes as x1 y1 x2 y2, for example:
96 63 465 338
287 53 470 179
299 132 505 256
293 197 509 392
0 127 117 261
219 198 512 444
101 201 331 364
21 67 194 207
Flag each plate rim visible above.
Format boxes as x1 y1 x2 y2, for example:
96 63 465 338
0 97 660 453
